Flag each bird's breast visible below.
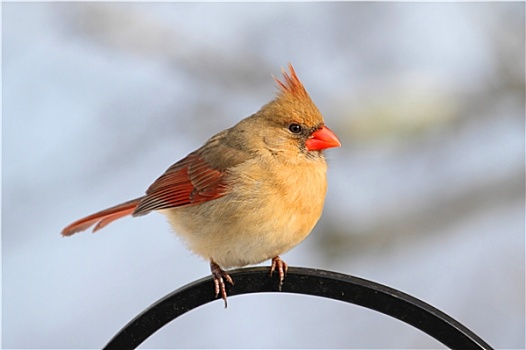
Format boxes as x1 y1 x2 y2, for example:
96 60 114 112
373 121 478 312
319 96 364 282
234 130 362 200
161 157 328 269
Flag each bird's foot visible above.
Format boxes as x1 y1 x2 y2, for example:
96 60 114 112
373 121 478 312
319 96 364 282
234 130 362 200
210 260 234 308
270 256 288 291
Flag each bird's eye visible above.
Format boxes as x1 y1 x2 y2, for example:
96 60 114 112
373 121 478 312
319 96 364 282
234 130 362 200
288 123 302 134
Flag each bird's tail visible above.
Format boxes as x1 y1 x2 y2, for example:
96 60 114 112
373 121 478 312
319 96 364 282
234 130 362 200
61 197 143 236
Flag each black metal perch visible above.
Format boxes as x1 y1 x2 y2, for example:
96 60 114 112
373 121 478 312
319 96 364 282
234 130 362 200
104 266 493 349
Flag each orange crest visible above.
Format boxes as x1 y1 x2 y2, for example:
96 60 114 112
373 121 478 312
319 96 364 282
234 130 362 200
274 63 309 99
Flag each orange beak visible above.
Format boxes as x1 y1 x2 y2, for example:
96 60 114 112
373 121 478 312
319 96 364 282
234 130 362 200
305 126 341 151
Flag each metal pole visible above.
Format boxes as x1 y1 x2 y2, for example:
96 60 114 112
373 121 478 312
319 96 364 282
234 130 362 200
104 266 493 350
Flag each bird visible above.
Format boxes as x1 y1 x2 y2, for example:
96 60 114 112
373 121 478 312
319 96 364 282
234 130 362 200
61 63 341 307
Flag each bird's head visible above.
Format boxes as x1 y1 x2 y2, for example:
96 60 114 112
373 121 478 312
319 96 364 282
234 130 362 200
244 63 340 158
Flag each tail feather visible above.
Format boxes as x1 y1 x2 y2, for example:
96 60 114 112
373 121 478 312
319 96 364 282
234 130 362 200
61 197 143 236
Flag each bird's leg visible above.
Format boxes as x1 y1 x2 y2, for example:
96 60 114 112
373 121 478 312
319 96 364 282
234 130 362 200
270 256 288 291
210 260 234 308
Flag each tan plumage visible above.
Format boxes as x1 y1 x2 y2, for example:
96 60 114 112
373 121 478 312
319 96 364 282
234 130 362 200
62 64 340 306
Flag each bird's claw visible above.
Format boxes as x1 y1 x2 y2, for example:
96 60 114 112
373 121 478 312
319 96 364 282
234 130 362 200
210 260 234 308
270 256 288 291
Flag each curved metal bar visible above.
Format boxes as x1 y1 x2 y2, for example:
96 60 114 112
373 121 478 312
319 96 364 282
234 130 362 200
104 267 493 350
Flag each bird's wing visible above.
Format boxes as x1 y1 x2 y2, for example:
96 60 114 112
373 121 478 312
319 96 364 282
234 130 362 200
133 151 230 216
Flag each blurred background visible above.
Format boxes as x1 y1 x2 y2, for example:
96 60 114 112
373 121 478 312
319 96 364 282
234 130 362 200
3 2 524 349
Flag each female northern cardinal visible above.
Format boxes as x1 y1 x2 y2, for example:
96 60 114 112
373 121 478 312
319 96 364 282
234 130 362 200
62 64 340 307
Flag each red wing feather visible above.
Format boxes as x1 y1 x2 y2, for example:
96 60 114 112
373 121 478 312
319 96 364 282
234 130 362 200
132 152 228 216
